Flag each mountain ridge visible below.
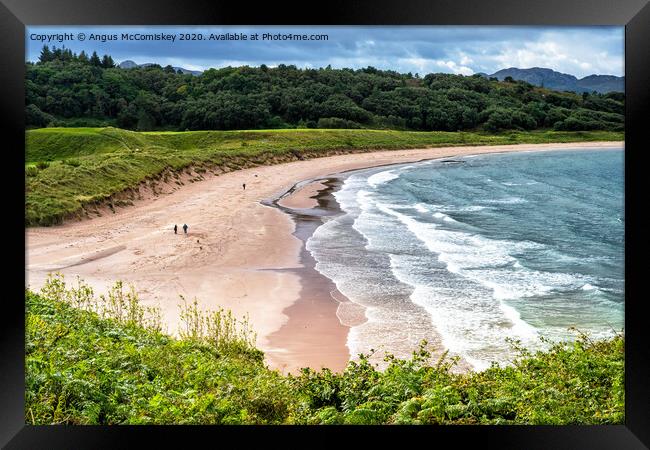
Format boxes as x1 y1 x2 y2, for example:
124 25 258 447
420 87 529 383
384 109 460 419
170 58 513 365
118 60 202 76
117 60 623 93
485 67 623 93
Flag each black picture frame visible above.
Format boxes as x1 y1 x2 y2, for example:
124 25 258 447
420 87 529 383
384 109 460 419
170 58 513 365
2 0 648 447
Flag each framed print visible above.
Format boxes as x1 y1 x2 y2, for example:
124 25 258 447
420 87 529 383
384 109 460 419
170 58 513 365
1 0 649 447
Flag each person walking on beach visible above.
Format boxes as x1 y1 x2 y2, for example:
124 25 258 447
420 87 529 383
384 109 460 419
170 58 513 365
183 224 188 235
242 183 246 190
173 224 178 234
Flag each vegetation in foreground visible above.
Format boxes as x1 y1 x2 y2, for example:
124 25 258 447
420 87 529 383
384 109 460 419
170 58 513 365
25 127 623 226
26 274 625 425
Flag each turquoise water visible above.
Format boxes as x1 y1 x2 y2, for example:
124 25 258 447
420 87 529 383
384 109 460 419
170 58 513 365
307 148 624 370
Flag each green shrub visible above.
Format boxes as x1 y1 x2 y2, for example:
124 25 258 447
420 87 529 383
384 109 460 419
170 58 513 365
317 117 363 129
63 158 82 167
26 275 625 425
25 165 39 177
26 104 55 128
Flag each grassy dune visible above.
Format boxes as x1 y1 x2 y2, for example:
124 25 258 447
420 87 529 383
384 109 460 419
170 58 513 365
25 127 623 226
26 275 624 425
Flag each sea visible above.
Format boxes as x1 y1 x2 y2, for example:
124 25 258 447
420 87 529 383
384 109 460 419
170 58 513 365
306 147 625 370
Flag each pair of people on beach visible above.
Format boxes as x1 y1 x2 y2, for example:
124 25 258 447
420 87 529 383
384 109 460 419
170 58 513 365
173 224 188 235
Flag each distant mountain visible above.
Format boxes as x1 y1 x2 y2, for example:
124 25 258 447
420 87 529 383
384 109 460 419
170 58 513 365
118 60 203 76
485 67 624 93
118 60 139 69
576 74 625 94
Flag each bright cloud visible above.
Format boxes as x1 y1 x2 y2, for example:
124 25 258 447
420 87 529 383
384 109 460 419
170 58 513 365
26 26 624 78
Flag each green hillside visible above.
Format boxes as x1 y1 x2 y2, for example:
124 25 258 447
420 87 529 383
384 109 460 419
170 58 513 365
26 274 624 425
25 127 623 226
26 50 624 133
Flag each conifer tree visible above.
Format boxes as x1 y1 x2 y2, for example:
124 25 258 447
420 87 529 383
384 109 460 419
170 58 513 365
90 51 101 66
38 45 52 63
101 54 115 68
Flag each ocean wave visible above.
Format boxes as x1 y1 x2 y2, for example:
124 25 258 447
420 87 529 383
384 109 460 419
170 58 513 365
446 205 488 212
432 211 458 223
372 200 594 301
308 150 623 369
502 181 540 186
483 197 528 204
388 253 540 370
367 169 400 188
308 205 441 366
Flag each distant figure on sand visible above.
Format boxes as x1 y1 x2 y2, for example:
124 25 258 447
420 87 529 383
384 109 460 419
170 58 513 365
173 224 178 234
243 183 246 190
183 224 188 235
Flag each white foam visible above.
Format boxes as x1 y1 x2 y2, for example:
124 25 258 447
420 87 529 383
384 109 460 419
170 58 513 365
309 158 621 370
501 180 539 186
464 356 493 371
367 169 399 188
499 301 539 340
350 196 548 368
580 283 606 296
388 253 540 370
374 200 592 301
484 197 527 204
452 205 488 212
432 211 458 223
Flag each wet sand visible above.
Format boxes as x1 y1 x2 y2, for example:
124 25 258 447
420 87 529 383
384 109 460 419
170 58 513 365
25 141 622 373
265 178 355 373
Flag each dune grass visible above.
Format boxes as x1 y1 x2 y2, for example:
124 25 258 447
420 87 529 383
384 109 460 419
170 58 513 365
26 274 624 425
25 127 622 226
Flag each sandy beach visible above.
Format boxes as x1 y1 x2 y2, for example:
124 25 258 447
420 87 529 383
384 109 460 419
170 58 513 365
25 141 622 374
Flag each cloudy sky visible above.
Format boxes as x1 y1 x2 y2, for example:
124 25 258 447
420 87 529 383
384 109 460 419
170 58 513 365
26 26 624 78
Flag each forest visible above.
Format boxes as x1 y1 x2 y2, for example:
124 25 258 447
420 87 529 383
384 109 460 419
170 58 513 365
26 45 624 132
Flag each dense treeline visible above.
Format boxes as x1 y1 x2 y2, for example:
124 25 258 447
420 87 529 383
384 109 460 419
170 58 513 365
26 45 625 132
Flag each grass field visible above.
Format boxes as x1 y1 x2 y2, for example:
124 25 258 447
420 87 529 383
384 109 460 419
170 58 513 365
26 275 624 425
25 127 623 226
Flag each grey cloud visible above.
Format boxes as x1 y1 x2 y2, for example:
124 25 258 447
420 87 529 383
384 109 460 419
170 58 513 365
26 26 623 78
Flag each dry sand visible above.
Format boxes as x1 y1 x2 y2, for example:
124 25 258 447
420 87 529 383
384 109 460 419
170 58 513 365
25 141 622 373
277 181 327 209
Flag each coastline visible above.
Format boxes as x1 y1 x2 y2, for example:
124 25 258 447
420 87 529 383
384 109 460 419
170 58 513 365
25 141 623 373
264 178 358 373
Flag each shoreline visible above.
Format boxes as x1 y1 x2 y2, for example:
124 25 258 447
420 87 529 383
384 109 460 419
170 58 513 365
25 141 623 374
264 178 356 373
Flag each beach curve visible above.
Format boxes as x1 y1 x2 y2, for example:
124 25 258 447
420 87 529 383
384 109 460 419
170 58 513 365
25 141 623 373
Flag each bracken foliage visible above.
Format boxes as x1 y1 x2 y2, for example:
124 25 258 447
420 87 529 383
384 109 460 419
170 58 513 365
26 275 624 425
